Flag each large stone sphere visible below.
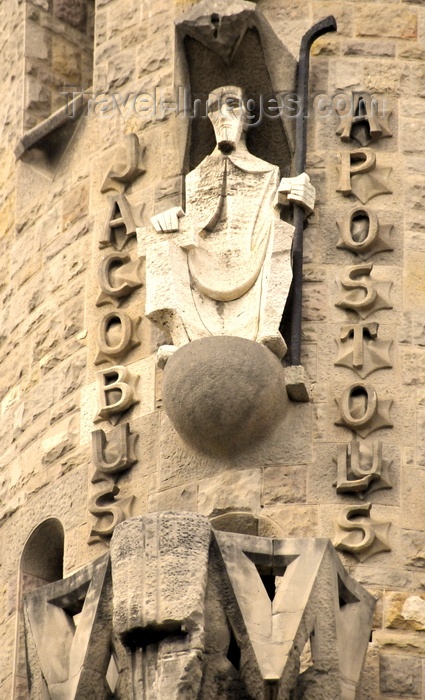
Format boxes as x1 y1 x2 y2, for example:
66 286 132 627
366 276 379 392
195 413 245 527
162 336 288 456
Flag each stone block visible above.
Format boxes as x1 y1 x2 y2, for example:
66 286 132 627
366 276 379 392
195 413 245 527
364 58 406 95
263 505 319 538
379 654 422 696
407 63 425 100
62 181 89 229
24 77 51 114
400 310 425 345
343 39 396 57
401 251 425 309
198 469 262 517
0 617 17 685
403 469 425 530
263 465 307 505
137 35 171 78
25 21 49 61
353 564 413 588
403 119 425 153
356 5 417 39
328 60 364 93
402 530 425 568
385 591 425 631
404 181 425 232
148 483 198 513
54 0 87 30
399 43 425 60
51 37 81 82
40 414 79 465
108 0 139 39
302 283 328 322
401 348 425 384
107 50 135 90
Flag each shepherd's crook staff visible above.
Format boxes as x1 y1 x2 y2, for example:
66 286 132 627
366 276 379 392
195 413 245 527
289 16 337 366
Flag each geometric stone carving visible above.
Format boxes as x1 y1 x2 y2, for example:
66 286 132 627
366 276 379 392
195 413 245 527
94 365 139 425
95 310 141 365
101 133 145 194
336 92 392 146
96 252 143 307
333 503 391 562
110 513 376 700
335 263 393 319
335 322 393 378
335 382 393 438
111 513 211 642
111 513 211 699
334 441 392 495
23 512 375 699
23 554 112 700
138 85 315 361
99 195 138 251
89 424 137 542
336 148 392 204
336 207 393 259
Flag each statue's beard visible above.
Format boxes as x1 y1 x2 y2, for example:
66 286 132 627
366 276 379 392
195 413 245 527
217 125 237 153
218 139 235 154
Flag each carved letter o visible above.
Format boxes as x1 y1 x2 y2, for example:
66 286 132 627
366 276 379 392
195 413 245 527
340 382 377 429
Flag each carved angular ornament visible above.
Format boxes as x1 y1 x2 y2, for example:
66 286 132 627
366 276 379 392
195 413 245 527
335 382 393 438
111 513 375 700
95 365 139 425
333 503 391 562
24 555 113 700
336 207 393 260
335 322 392 378
24 513 376 700
336 92 392 146
334 441 392 496
101 133 145 194
99 194 140 251
89 424 137 542
96 252 143 307
95 310 141 365
336 148 392 204
335 263 393 319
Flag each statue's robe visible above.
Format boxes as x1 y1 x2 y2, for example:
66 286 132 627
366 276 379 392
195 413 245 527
138 143 295 358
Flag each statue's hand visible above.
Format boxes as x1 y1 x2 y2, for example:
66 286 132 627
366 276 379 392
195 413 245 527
150 206 185 233
278 173 316 215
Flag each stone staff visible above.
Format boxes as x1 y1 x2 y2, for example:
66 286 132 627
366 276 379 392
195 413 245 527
288 15 337 366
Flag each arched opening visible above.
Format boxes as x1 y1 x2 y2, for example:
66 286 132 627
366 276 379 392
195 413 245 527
21 517 64 585
13 518 65 698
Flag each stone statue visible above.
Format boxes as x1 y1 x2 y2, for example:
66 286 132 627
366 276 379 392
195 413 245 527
138 86 315 363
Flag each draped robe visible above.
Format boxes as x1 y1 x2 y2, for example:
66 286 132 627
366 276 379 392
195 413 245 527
139 143 295 357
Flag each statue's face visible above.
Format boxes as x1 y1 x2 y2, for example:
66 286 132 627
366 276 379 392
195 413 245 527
208 87 246 152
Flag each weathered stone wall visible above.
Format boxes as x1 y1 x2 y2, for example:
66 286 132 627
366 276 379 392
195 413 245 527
2 0 425 697
23 0 95 129
0 0 26 695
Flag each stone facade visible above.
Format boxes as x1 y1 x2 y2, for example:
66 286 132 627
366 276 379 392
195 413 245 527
2 0 425 697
